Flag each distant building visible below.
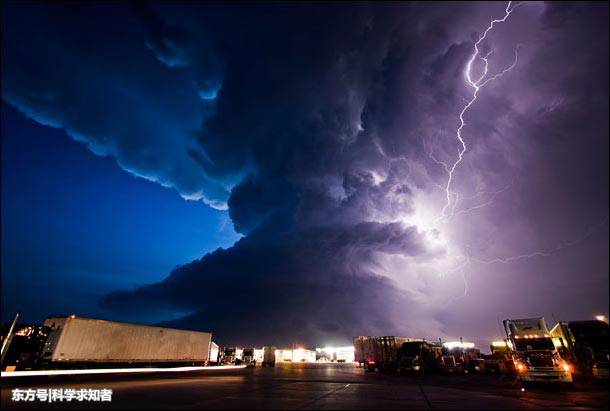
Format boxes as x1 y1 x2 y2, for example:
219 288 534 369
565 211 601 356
274 348 316 363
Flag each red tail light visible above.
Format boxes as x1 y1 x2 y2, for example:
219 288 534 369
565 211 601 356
367 359 375 365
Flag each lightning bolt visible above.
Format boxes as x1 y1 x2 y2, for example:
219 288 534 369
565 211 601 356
417 2 607 299
437 1 520 222
467 218 609 265
450 177 515 220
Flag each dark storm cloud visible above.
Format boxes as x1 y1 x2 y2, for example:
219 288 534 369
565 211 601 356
2 1 607 345
101 222 435 345
0 2 230 208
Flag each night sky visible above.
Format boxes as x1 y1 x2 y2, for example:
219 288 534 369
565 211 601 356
1 2 608 348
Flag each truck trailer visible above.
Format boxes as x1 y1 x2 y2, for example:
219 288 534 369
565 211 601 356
262 346 276 367
353 336 418 371
209 341 220 365
550 320 609 380
503 317 572 384
40 316 212 368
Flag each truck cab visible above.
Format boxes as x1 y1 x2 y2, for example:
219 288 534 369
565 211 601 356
504 318 573 384
242 348 256 368
550 320 609 380
397 341 440 374
222 347 236 365
439 355 463 374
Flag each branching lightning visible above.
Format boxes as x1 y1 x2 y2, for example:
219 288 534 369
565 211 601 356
393 2 605 301
467 218 609 265
437 1 520 222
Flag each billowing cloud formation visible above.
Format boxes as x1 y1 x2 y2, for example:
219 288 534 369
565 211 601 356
102 222 443 345
1 2 231 208
3 2 608 345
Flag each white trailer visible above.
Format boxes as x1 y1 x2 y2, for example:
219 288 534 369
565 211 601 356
354 336 376 367
209 341 220 364
41 316 212 367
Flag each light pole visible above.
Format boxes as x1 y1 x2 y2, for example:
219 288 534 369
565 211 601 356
1 311 21 367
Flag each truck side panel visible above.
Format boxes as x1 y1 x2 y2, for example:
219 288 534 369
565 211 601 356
43 317 211 363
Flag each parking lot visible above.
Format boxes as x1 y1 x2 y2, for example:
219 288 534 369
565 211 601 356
2 363 608 409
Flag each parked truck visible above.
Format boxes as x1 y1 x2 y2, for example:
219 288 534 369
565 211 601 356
550 320 609 380
222 347 237 365
483 341 512 374
397 340 442 374
242 348 256 367
503 317 572 384
354 336 376 370
40 316 212 368
261 346 276 367
441 342 480 374
353 336 417 371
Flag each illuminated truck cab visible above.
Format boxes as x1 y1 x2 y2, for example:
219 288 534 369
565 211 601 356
504 318 572 384
550 320 609 380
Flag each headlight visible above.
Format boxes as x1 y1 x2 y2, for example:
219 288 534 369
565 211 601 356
561 363 571 372
515 361 526 372
413 365 420 371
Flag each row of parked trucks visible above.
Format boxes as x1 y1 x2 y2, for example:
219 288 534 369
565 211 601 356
215 347 274 367
2 314 607 385
216 347 322 367
354 317 609 384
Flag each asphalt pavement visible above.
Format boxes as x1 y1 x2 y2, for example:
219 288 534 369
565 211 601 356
2 363 608 409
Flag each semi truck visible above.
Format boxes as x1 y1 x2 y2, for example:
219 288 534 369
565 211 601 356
221 347 237 365
503 317 572 384
354 336 376 369
441 341 480 374
353 336 417 371
483 341 512 374
550 320 609 380
397 340 442 374
242 348 256 367
261 346 276 367
40 316 212 368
